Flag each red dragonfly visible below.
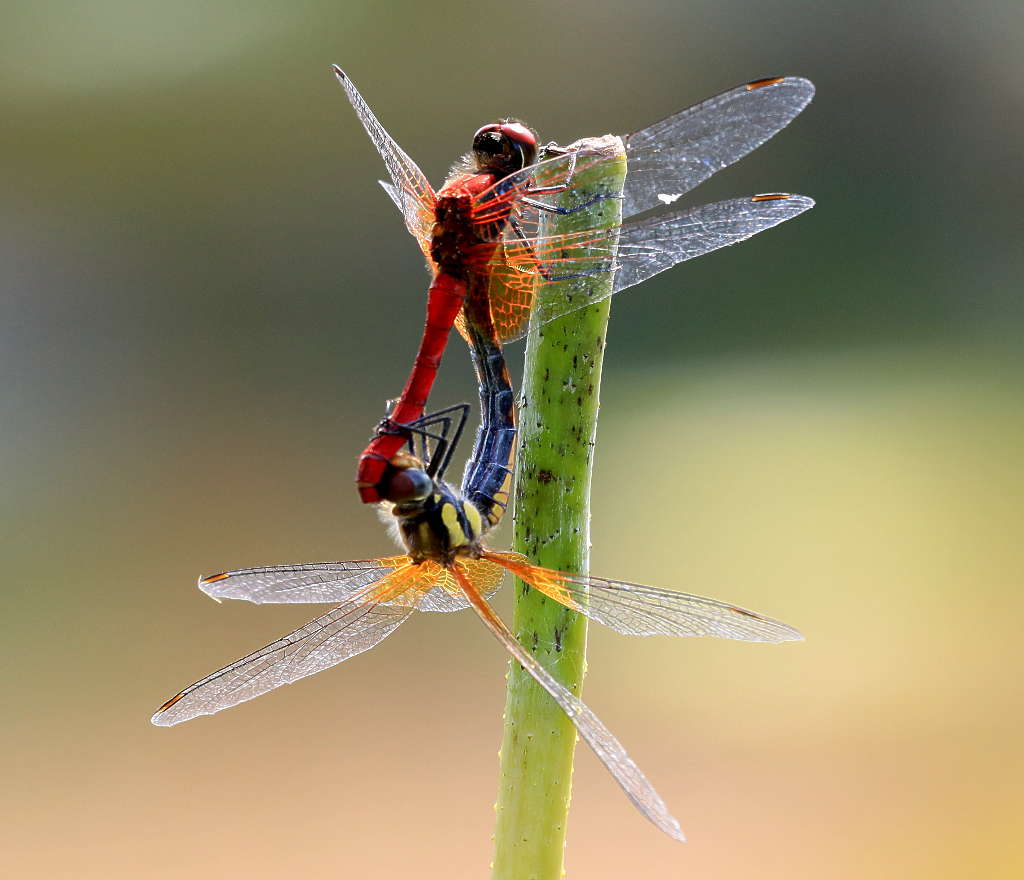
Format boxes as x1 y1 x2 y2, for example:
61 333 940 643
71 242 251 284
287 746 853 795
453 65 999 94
152 341 802 841
336 66 815 503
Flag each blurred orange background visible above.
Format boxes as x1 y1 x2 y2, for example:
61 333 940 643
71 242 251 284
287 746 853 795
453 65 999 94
4 1 1022 877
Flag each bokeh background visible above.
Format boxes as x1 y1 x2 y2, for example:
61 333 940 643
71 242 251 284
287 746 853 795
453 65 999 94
5 1 1023 877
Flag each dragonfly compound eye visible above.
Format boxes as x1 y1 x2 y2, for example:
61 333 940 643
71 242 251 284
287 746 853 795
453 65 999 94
472 121 538 173
383 467 433 503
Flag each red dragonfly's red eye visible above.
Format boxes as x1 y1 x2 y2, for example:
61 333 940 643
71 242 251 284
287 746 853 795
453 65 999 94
501 122 536 147
473 121 537 148
471 121 538 175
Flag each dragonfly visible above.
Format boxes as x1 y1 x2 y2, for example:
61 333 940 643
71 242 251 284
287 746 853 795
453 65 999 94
336 66 815 503
152 311 802 840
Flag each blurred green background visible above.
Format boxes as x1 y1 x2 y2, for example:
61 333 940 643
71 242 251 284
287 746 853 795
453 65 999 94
4 1 1022 877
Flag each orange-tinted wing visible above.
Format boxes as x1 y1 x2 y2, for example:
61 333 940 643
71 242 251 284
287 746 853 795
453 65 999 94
151 562 439 726
470 147 617 228
456 146 619 343
407 556 506 612
484 552 803 642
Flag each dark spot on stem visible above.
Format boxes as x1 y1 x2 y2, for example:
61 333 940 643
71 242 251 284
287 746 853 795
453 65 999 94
537 470 554 484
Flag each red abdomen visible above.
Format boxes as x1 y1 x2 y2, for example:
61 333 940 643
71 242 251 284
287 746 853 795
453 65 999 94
356 272 467 503
356 170 509 504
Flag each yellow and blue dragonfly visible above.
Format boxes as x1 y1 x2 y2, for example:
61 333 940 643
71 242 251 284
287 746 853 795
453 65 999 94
153 308 802 840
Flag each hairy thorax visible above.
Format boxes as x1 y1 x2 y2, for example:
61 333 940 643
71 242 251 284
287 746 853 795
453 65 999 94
392 483 487 565
429 172 506 280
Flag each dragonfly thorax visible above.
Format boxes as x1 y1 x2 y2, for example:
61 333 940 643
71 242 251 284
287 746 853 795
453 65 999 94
430 184 504 278
391 478 486 564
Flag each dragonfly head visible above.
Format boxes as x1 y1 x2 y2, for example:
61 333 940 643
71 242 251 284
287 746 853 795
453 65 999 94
387 470 485 565
472 120 537 175
379 452 434 505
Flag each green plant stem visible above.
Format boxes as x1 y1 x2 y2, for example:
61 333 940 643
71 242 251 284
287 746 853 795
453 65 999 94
492 137 627 880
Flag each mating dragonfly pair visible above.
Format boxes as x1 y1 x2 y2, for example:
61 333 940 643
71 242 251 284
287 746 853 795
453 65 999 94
152 68 815 841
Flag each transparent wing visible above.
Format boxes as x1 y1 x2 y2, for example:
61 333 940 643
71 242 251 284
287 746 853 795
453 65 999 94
344 73 813 343
486 552 803 642
199 556 506 613
452 563 684 841
379 180 403 212
151 563 435 726
610 193 814 294
485 193 815 343
466 75 814 230
621 76 815 217
151 601 412 726
199 557 410 604
332 66 436 254
361 75 813 237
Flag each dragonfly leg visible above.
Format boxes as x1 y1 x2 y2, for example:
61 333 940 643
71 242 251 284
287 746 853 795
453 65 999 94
522 147 621 209
542 266 615 283
524 146 621 212
540 141 573 156
529 147 577 194
520 192 621 216
378 402 470 481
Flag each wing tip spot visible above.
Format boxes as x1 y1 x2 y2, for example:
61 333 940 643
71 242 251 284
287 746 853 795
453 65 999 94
746 76 786 90
729 605 764 619
729 605 804 641
751 192 791 202
201 573 231 584
153 692 185 719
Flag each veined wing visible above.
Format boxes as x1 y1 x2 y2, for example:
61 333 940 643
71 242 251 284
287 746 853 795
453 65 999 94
151 563 433 726
468 75 814 231
199 556 507 613
620 76 815 217
332 66 436 254
406 556 507 612
349 73 813 260
486 552 803 642
448 143 626 344
483 193 815 344
200 556 409 604
451 564 684 841
469 145 621 228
